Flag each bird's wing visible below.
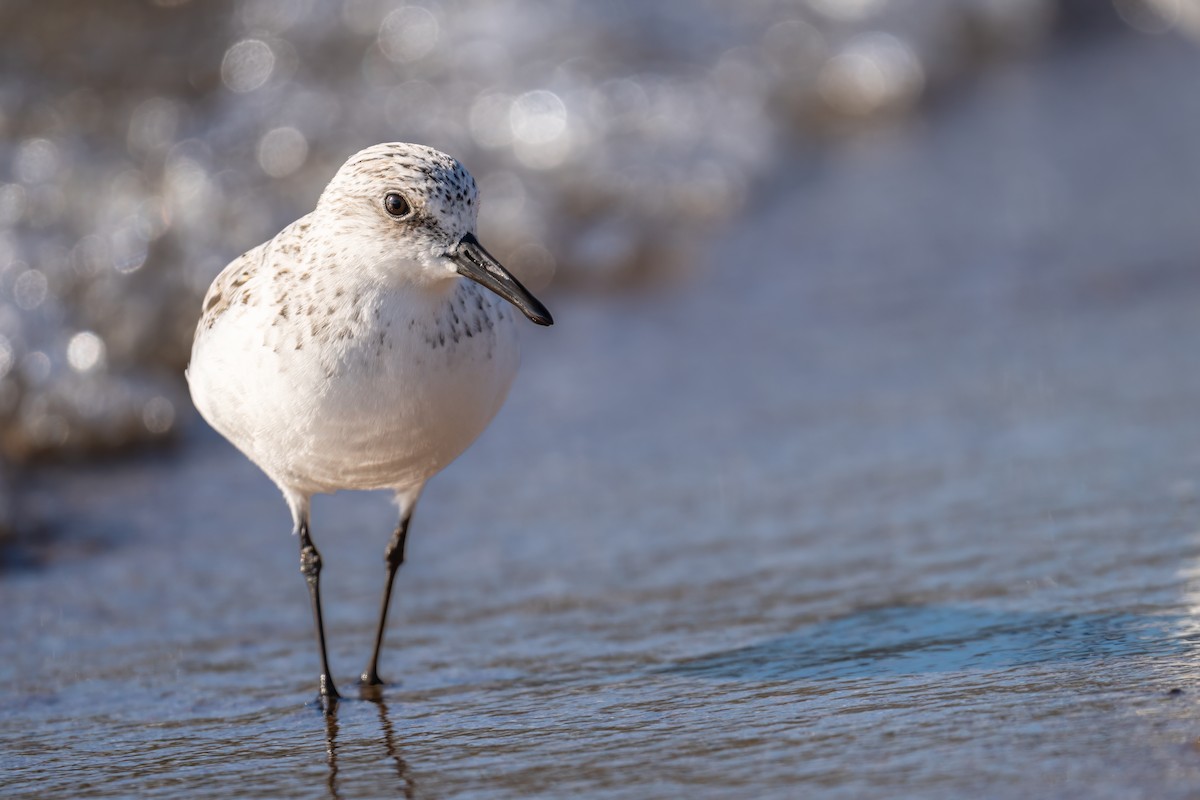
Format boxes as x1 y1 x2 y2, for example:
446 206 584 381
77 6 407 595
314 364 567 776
197 243 268 334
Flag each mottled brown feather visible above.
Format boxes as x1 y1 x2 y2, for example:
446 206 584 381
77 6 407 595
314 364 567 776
198 246 265 332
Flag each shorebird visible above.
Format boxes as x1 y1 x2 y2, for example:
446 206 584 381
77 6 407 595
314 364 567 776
186 143 553 705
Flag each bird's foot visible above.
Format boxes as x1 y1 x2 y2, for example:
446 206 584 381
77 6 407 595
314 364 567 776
307 692 339 715
305 673 340 714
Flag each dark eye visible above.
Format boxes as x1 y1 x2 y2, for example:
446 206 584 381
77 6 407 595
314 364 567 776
384 192 411 218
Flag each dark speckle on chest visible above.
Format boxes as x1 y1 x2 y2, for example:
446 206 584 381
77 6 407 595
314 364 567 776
423 282 498 355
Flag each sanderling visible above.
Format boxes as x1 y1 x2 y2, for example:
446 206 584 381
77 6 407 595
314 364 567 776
186 143 552 705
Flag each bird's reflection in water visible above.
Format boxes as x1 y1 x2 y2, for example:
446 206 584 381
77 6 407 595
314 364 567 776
321 688 416 800
323 705 342 800
366 685 417 799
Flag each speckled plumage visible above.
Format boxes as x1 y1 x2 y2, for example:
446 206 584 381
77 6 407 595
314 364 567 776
187 142 542 521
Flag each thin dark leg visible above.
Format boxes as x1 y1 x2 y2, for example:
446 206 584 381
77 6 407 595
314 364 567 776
299 518 339 702
360 509 412 686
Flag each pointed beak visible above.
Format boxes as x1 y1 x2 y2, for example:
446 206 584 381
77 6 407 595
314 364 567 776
451 233 553 326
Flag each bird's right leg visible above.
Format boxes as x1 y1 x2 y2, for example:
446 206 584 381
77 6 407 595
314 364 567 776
298 516 339 704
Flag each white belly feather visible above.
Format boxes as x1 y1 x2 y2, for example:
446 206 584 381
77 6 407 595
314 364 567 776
188 279 519 495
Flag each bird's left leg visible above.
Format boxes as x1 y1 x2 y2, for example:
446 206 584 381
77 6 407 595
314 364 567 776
360 497 418 686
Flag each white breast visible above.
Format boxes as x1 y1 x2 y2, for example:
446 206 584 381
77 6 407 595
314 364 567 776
188 279 520 496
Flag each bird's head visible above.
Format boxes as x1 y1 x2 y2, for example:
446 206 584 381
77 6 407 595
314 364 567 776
314 142 552 326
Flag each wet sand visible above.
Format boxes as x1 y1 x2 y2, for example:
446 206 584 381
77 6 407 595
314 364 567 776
5 30 1200 799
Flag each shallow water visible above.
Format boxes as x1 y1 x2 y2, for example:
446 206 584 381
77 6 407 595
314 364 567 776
6 31 1200 799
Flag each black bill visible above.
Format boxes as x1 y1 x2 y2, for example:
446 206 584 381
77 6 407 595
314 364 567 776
452 232 553 326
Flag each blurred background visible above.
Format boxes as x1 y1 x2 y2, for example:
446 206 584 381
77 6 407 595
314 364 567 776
0 0 1170 479
5 1 1200 798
